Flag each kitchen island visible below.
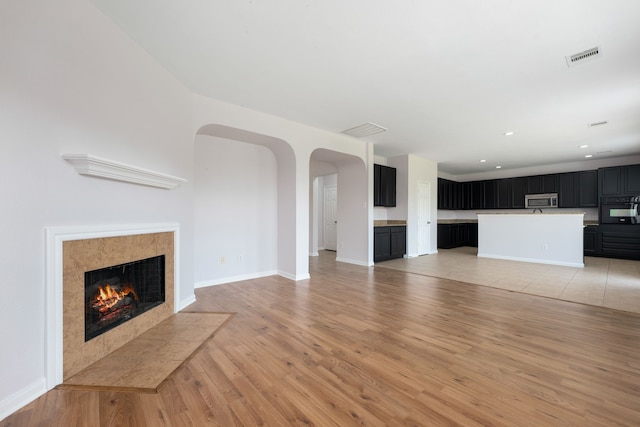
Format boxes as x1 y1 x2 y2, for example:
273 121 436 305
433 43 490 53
477 213 584 268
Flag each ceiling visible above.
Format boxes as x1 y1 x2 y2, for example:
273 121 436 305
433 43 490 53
89 0 640 177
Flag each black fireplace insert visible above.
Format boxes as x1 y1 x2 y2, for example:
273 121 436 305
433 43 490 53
84 255 165 341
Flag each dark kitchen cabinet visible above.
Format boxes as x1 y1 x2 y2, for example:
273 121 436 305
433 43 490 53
598 164 639 196
583 225 600 256
374 164 396 207
484 180 498 209
599 167 622 196
390 226 407 259
598 225 640 260
528 174 558 194
437 223 478 249
527 175 543 194
511 177 526 208
497 179 512 208
465 222 479 247
625 164 640 194
374 227 391 261
438 178 468 210
578 170 598 207
471 181 484 209
559 170 598 208
374 226 406 262
558 172 578 208
542 174 559 193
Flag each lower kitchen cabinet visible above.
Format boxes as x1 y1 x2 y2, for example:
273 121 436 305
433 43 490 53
437 223 478 249
583 224 640 260
598 225 640 260
374 226 406 262
583 225 600 256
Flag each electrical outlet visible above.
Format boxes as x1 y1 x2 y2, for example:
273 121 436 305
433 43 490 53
542 244 548 251
220 256 226 264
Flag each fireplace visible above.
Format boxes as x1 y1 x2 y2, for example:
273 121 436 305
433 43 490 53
84 255 165 341
46 226 178 383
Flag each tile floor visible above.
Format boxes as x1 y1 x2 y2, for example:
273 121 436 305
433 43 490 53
376 247 640 315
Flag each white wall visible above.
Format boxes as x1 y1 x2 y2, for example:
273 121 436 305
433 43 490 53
336 159 369 266
388 157 409 221
192 97 371 279
0 0 194 418
194 136 278 285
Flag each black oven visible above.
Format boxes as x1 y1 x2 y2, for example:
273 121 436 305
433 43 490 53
600 196 640 224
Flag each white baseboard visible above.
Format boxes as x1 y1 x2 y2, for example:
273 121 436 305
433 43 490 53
309 251 319 257
477 253 584 268
336 257 372 267
177 294 197 311
194 270 278 288
278 270 311 281
0 378 47 422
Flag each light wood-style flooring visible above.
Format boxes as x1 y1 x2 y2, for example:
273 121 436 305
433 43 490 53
3 251 640 426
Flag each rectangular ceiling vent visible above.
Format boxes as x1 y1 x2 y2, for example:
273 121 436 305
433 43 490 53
342 122 387 138
566 46 602 67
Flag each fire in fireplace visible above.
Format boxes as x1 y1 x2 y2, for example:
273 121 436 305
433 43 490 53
85 255 165 341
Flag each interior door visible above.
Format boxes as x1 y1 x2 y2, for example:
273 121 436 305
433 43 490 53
417 181 431 255
323 185 337 251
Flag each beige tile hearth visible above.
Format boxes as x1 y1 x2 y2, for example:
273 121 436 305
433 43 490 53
376 247 640 315
59 312 233 392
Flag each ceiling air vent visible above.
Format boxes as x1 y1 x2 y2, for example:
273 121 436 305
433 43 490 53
342 122 387 138
566 46 602 67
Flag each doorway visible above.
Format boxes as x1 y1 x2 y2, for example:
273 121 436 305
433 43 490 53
323 185 337 251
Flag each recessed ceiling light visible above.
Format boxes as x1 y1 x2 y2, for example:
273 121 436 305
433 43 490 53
504 131 515 136
579 145 589 149
480 159 487 163
496 166 502 169
585 154 593 158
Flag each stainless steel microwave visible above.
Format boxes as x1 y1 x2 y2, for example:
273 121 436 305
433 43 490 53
524 193 558 209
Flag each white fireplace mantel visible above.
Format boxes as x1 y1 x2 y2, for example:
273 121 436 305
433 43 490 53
62 153 188 189
44 223 184 390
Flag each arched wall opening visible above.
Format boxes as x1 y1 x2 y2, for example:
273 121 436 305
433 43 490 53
310 149 371 266
195 124 300 284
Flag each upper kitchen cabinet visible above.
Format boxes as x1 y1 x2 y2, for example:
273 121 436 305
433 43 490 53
578 170 598 207
483 180 498 209
497 179 512 208
438 178 464 209
374 164 396 207
599 164 640 196
626 164 640 194
511 177 526 208
558 172 578 207
527 174 558 194
558 170 598 208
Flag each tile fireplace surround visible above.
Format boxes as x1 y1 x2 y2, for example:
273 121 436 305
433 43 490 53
45 224 180 388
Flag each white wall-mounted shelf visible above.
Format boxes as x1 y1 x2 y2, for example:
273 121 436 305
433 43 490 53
62 154 188 189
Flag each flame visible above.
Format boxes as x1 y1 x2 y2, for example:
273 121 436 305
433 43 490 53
91 283 139 313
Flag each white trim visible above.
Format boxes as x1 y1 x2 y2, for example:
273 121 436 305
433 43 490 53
195 270 278 288
44 223 184 390
278 270 311 281
0 379 46 423
178 295 197 311
336 256 372 267
477 253 585 268
62 154 188 189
